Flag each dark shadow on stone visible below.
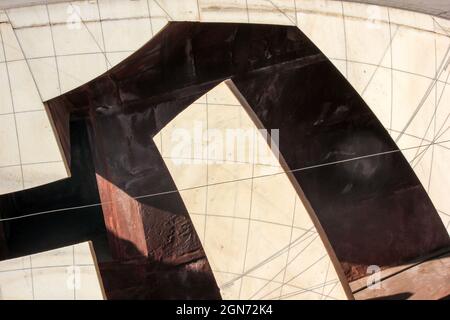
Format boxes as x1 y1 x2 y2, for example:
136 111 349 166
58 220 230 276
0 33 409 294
98 233 220 300
0 119 111 262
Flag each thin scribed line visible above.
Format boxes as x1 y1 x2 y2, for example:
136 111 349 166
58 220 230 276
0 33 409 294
266 0 297 25
238 128 257 299
0 23 25 189
154 0 174 21
249 234 320 300
68 2 112 68
395 40 450 143
0 139 449 223
4 11 44 101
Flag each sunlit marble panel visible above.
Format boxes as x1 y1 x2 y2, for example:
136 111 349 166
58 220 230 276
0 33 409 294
0 241 105 300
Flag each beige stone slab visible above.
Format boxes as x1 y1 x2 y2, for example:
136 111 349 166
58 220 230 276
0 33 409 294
180 187 207 215
0 114 21 167
0 10 6 23
341 1 388 24
212 271 242 299
388 7 434 33
6 5 48 28
15 110 63 164
207 82 242 105
148 0 170 19
28 57 60 101
0 165 23 194
207 105 256 164
391 25 436 79
207 175 252 219
330 58 347 78
98 0 150 20
435 82 450 137
247 0 296 26
0 256 30 272
102 18 152 52
199 0 249 23
31 246 73 268
7 60 42 112
164 159 207 189
73 241 94 265
156 0 199 21
283 232 333 290
251 170 296 226
434 33 450 84
0 242 105 300
412 143 433 189
396 134 426 163
48 1 100 24
343 5 391 68
51 21 104 56
57 53 107 93
15 26 53 59
159 102 207 159
433 16 450 38
429 145 450 232
32 266 77 300
293 195 315 231
150 16 169 34
280 282 328 300
106 51 133 69
240 276 283 299
347 62 391 129
22 162 67 189
296 9 346 61
391 70 435 142
0 35 5 62
244 221 291 281
0 269 33 300
75 265 104 300
204 215 249 274
296 0 343 15
190 212 206 241
0 23 24 61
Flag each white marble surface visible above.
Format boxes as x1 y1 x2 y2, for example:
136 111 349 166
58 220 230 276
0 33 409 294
0 241 105 300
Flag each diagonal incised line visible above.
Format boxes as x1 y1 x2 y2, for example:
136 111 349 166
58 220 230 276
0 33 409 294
69 2 112 68
411 124 450 168
276 279 339 300
4 11 44 101
395 41 450 144
361 25 399 98
1 139 450 223
409 68 450 162
224 226 316 290
256 252 327 300
266 0 297 26
248 234 320 300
